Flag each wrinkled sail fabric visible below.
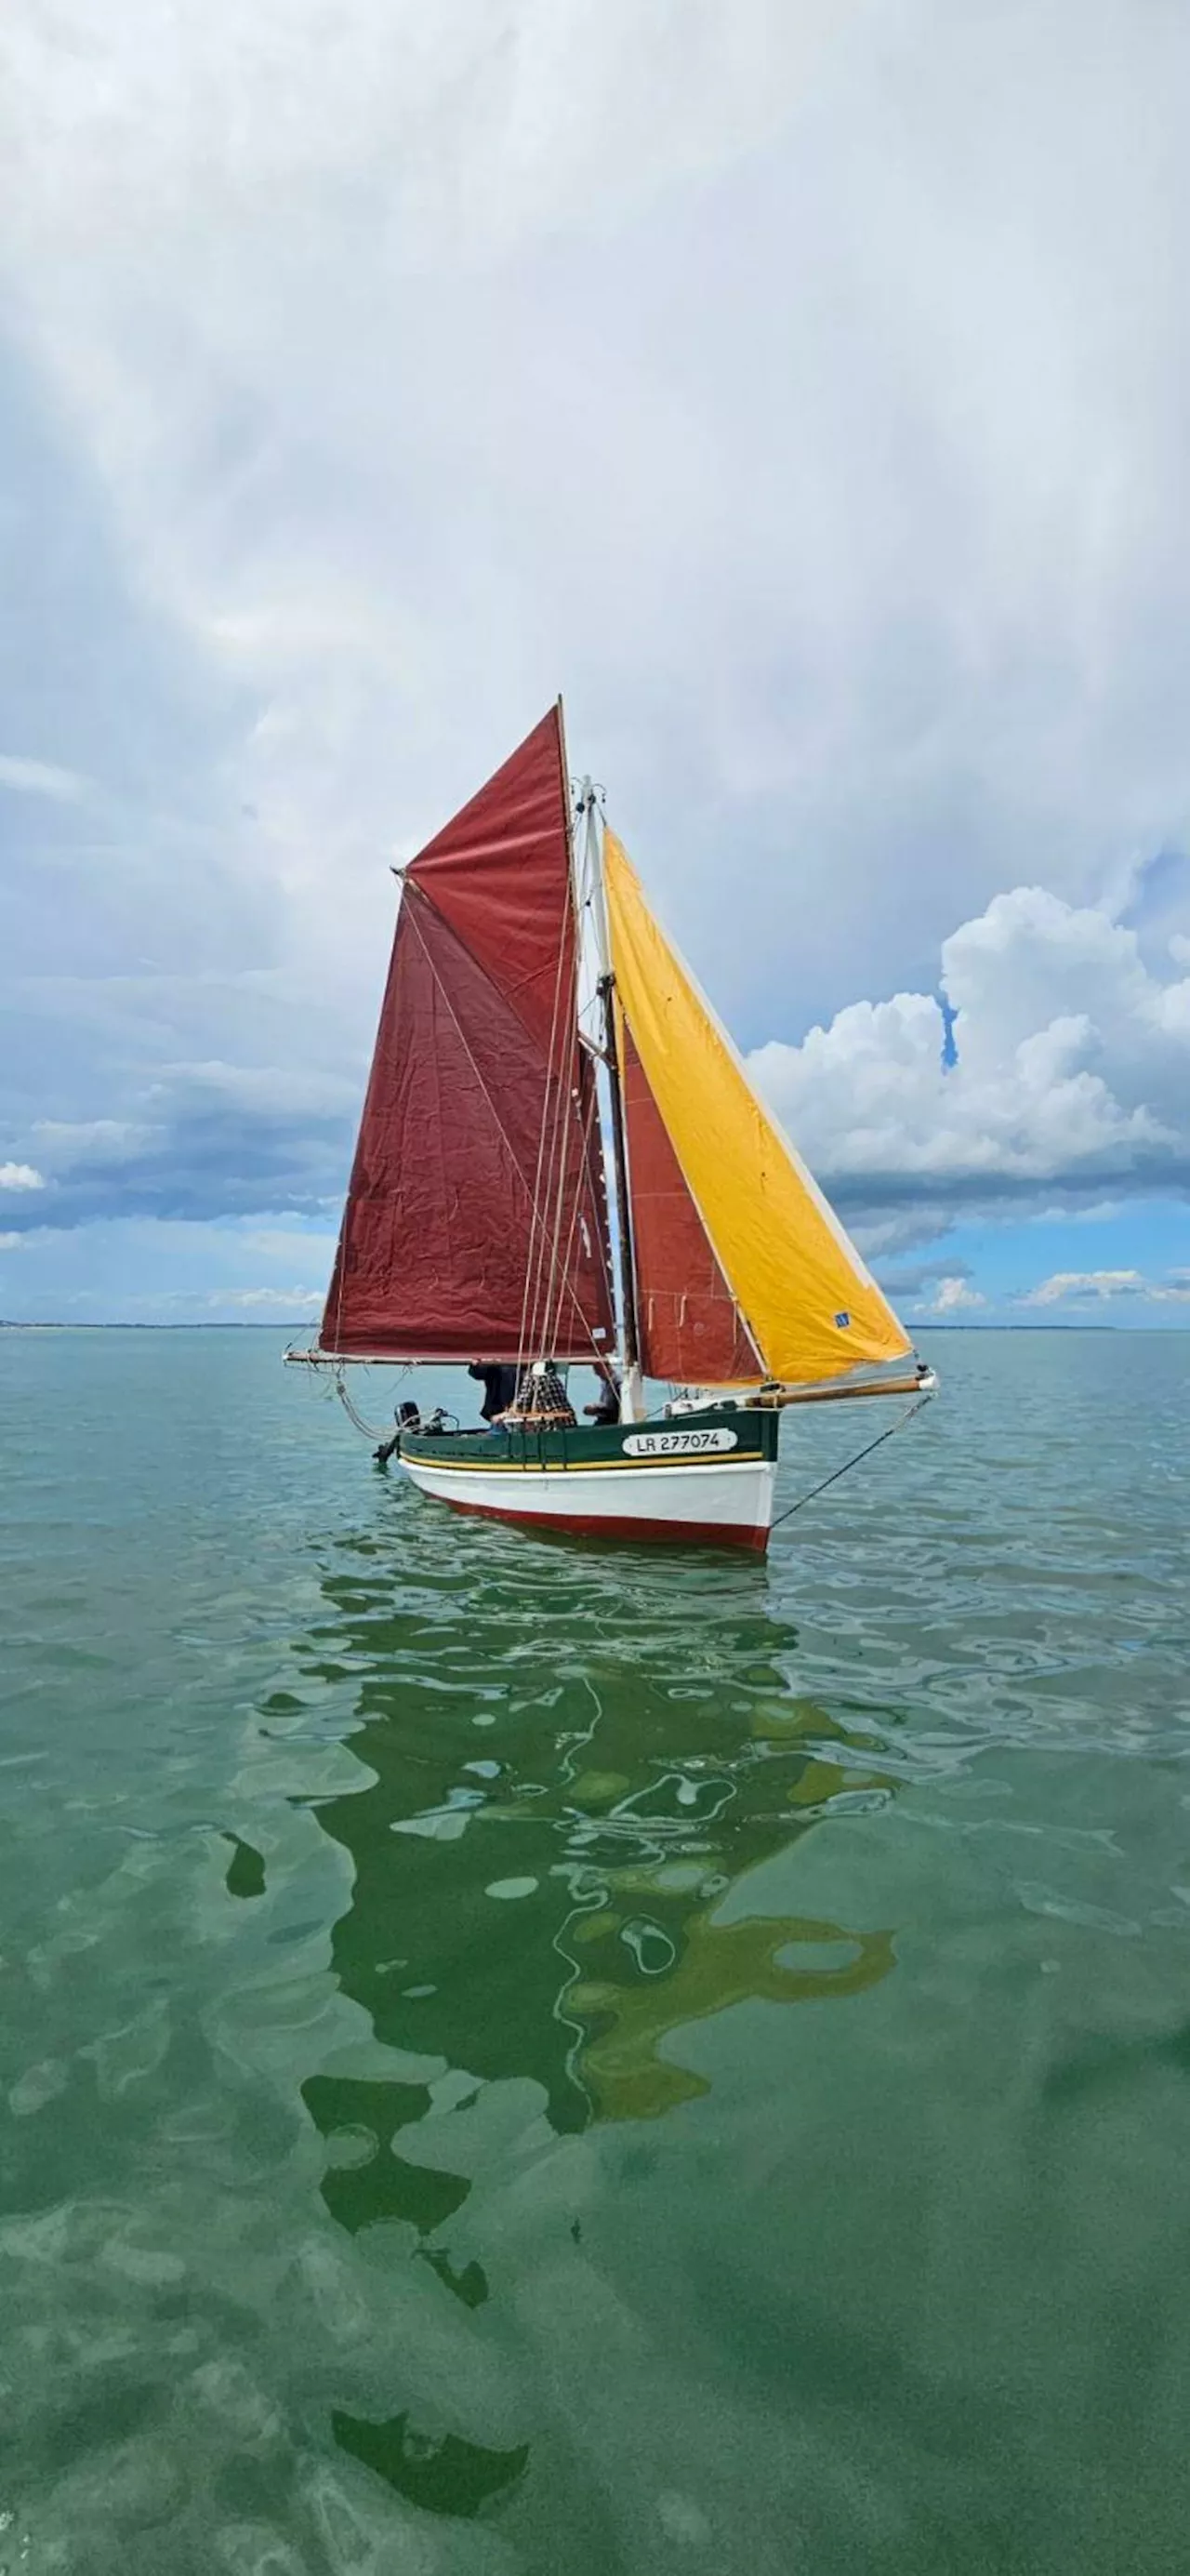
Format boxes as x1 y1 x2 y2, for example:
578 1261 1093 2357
321 711 614 1361
404 710 584 1056
618 1021 760 1382
603 830 911 1385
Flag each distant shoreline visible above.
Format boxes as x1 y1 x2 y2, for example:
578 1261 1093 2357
0 1320 313 1332
0 1320 1159 1335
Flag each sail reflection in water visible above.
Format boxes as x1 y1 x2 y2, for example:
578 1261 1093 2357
277 1518 901 2522
295 1527 895 2209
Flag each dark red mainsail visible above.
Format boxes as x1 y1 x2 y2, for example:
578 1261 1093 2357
619 1020 759 1384
321 709 615 1361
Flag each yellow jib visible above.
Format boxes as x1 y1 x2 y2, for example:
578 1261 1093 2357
602 830 912 1385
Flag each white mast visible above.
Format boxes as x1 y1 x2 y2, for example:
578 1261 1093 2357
575 779 644 1424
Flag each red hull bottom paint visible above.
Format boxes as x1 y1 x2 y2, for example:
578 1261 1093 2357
429 1490 770 1552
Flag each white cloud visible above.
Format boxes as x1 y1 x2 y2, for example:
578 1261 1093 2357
4 0 1190 1040
1021 1268 1190 1307
1 0 1190 1316
748 884 1190 1217
1022 1268 1144 1305
919 1276 986 1315
0 1162 46 1191
0 1232 25 1251
214 1285 323 1310
0 753 86 802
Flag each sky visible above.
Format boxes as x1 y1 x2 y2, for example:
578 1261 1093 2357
0 0 1187 1333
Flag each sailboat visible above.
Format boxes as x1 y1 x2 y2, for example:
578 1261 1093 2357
288 704 934 1551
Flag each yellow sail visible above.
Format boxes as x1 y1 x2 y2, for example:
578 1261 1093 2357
602 830 913 1386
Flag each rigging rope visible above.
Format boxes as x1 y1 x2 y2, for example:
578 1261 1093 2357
400 891 604 1368
519 771 613 1379
770 1387 934 1533
333 1364 409 1443
520 914 580 1376
540 1069 603 1368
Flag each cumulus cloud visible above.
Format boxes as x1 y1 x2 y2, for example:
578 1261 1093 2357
1 0 1189 1315
1022 1268 1190 1308
748 885 1190 1230
916 1276 986 1316
6 870 1189 1261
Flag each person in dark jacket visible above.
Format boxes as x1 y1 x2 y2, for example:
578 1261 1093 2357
469 1361 519 1424
584 1361 621 1425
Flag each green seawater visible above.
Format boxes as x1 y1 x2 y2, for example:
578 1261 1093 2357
1 1326 1188 2574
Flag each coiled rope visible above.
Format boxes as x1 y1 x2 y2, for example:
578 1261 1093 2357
333 1365 410 1444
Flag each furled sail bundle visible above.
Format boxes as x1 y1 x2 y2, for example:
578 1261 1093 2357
602 829 911 1388
320 710 615 1362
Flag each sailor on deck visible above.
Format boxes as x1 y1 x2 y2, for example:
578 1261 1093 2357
583 1361 621 1425
511 1359 576 1427
468 1361 519 1424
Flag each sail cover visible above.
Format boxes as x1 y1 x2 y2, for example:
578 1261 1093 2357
603 830 911 1386
321 710 615 1361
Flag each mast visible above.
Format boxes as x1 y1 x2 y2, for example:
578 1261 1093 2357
576 780 644 1423
599 969 641 1381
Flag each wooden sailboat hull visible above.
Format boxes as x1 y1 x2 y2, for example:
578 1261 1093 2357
398 1409 779 1551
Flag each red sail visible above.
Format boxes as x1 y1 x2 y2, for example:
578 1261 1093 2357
620 1021 759 1384
321 711 615 1361
408 708 583 1053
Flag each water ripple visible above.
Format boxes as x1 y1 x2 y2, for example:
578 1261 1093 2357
1 1327 1189 2570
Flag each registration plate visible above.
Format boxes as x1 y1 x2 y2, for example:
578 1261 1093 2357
622 1427 739 1458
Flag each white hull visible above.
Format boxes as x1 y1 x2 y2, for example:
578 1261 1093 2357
400 1453 777 1551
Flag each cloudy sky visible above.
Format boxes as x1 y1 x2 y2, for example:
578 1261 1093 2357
1 0 1187 1331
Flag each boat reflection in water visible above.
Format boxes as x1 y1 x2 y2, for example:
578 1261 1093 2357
284 1519 897 2517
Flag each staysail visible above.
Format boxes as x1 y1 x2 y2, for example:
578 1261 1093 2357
617 1019 760 1382
602 830 911 1386
321 710 615 1361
